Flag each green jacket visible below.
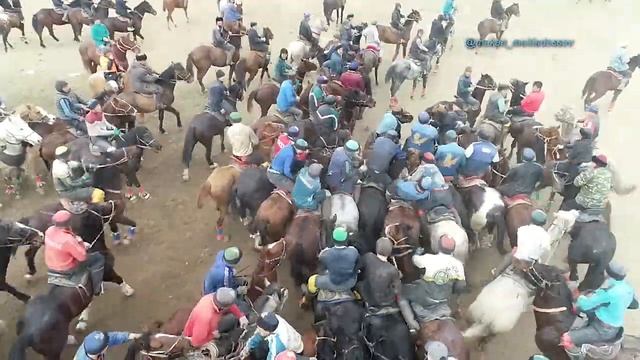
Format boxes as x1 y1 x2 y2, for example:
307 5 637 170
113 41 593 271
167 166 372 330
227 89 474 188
575 167 613 209
91 23 110 48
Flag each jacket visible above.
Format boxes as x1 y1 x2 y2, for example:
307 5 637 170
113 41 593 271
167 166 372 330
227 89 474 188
484 92 507 121
394 180 430 201
376 112 400 135
212 26 229 47
340 20 353 42
409 36 429 60
520 91 545 114
326 147 357 193
339 71 365 92
490 0 505 19
582 113 600 139
513 224 550 262
272 133 292 158
227 123 259 157
610 47 630 72
270 144 298 179
247 333 287 360
207 80 227 113
91 23 110 48
575 166 613 209
409 163 446 189
115 0 130 16
323 51 343 75
362 25 380 45
183 294 245 347
568 138 594 164
463 140 498 176
577 279 636 327
358 253 402 307
98 56 119 73
299 19 312 42
269 314 304 353
222 4 241 22
86 111 115 137
45 226 87 272
247 28 269 52
128 61 160 94
456 74 473 98
276 80 297 112
497 161 544 197
442 0 456 16
292 167 326 211
408 253 465 307
368 136 405 174
74 332 131 360
274 58 293 84
203 251 239 295
405 122 438 155
319 245 359 286
55 91 85 121
435 142 466 177
308 84 326 115
429 19 446 42
312 104 339 139
51 159 93 194
391 8 403 28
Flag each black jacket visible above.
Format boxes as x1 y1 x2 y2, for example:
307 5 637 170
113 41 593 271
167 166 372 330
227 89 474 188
498 161 544 197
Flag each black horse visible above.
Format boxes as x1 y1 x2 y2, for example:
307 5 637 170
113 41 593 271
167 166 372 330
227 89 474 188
322 300 367 360
0 220 42 303
232 167 274 227
356 185 388 254
568 220 616 292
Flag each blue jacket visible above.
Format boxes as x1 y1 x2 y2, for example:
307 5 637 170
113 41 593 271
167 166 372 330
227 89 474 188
292 167 326 211
56 92 84 121
115 0 130 16
404 122 438 155
203 251 239 295
462 140 497 176
436 142 466 177
326 147 357 194
207 81 227 113
577 279 636 328
247 333 287 360
74 332 130 360
395 180 430 201
376 112 400 135
442 0 455 16
319 246 359 286
368 137 405 174
276 80 297 112
323 51 343 75
270 144 298 179
222 4 242 22
610 47 630 72
457 74 473 98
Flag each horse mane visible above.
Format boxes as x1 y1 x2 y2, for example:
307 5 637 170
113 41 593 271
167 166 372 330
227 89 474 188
532 263 573 306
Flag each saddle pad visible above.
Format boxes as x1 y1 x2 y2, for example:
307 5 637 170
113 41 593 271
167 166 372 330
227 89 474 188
388 199 412 210
273 189 292 205
606 69 624 80
116 15 130 22
457 177 487 189
47 271 89 289
426 207 456 224
503 195 532 209
295 208 320 217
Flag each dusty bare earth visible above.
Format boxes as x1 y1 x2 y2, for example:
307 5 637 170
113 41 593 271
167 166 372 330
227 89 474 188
0 0 639 358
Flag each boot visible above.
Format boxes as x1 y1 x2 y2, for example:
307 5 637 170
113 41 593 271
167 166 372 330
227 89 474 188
62 11 69 22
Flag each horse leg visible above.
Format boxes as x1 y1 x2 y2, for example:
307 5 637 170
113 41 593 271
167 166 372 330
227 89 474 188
24 245 39 278
197 68 207 93
75 305 91 331
166 11 172 30
2 32 9 52
374 63 380 86
158 109 166 134
71 22 80 42
421 74 427 97
392 44 400 62
568 261 579 282
215 207 227 241
46 24 59 42
101 251 135 296
183 7 189 22
204 136 216 168
508 138 517 160
609 89 622 111
410 79 417 99
0 277 30 303
164 105 182 129
579 262 606 292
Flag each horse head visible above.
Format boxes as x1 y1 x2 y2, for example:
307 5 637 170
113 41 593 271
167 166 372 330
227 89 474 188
478 73 497 90
343 89 375 108
456 125 477 148
163 62 193 83
507 3 520 17
298 59 318 75
132 125 162 151
0 114 42 146
262 27 274 41
135 0 157 16
228 82 244 102
526 263 572 305
406 148 421 174
406 9 422 23
509 78 528 98
15 104 55 124
628 54 640 73
0 220 43 248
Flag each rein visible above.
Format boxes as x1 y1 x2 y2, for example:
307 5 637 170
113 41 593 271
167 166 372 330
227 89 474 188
86 200 116 249
104 97 137 116
384 223 413 260
535 129 560 161
255 239 286 278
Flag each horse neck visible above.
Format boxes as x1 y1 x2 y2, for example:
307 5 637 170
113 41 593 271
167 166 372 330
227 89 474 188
49 283 93 318
158 69 177 90
472 87 487 102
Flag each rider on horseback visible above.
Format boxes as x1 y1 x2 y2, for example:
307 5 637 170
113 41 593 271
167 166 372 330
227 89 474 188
456 66 479 111
75 330 142 360
609 42 632 88
362 20 382 59
579 104 600 140
567 127 594 166
497 148 543 200
509 81 545 117
221 0 242 23
565 154 613 212
227 112 259 164
435 130 466 181
90 18 111 53
85 100 119 155
268 139 309 192
316 227 360 292
274 48 295 84
340 14 355 58
376 100 403 137
129 53 165 110
390 3 405 33
490 0 507 31
115 0 135 31
364 130 405 188
484 84 511 125
298 12 317 49
312 95 339 144
55 80 89 134
442 0 456 22
98 48 123 83
203 246 247 295
44 210 105 296
322 46 344 77
390 175 432 203
409 152 452 213
248 21 270 64
206 70 228 116
428 15 446 46
277 75 303 121
52 0 70 21
52 145 97 202
339 62 365 92
403 235 466 330
408 28 431 74
404 111 437 156
212 16 235 66
243 313 289 359
292 163 327 212
461 128 499 178
309 75 329 115
561 261 638 355
326 139 360 196
273 126 299 158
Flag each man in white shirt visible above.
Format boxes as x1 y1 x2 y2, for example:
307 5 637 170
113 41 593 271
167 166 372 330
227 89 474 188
362 20 382 58
226 111 259 164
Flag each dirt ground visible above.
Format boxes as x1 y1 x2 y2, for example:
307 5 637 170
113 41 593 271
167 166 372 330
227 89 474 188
1 0 639 358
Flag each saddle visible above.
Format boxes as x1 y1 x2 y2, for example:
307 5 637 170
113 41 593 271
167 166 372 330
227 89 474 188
606 68 624 80
48 269 91 294
116 15 131 23
317 288 357 303
457 176 487 189
425 206 457 224
575 208 607 224
361 181 385 193
364 44 380 58
567 324 624 359
273 189 292 205
502 194 532 209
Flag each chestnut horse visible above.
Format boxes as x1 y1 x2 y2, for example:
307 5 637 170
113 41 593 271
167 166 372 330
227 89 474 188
252 121 285 160
78 34 140 74
251 190 295 248
196 165 241 241
285 212 323 288
247 239 286 302
508 125 566 164
162 0 189 29
376 9 421 61
233 27 274 89
31 0 103 47
103 0 157 41
582 54 640 110
384 204 421 283
417 319 470 360
503 196 534 250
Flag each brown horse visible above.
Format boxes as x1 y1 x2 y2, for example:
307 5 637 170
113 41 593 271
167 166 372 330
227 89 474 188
253 121 284 160
196 165 241 241
78 34 140 74
376 9 421 61
247 238 286 302
31 6 93 47
233 27 274 89
0 10 26 52
582 54 640 111
357 47 381 88
417 319 469 360
162 0 189 29
503 196 534 250
251 190 295 248
285 212 323 288
246 60 318 116
476 3 520 41
508 125 566 164
384 203 422 283
187 44 242 93
103 0 157 41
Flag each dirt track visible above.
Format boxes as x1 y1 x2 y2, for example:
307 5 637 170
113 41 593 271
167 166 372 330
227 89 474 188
0 0 639 358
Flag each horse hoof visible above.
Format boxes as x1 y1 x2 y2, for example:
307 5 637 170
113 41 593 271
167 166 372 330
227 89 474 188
209 163 218 169
24 273 33 282
76 321 88 332
36 187 46 195
182 174 190 182
139 192 151 200
67 334 78 345
120 283 135 297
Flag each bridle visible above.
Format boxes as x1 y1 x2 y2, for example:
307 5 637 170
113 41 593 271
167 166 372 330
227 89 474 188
525 263 571 314
115 37 140 54
535 129 562 161
254 239 286 278
384 223 413 271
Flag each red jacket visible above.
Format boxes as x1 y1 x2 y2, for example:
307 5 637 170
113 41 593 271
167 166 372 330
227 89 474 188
44 226 87 272
183 294 245 347
272 133 293 158
520 91 545 114
339 71 365 92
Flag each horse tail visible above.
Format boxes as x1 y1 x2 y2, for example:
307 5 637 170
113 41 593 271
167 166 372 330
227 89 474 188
186 52 195 78
229 185 240 217
8 322 32 360
182 124 197 168
247 89 257 113
384 63 396 84
257 219 269 247
488 206 507 255
31 13 41 34
582 75 595 99
196 180 211 209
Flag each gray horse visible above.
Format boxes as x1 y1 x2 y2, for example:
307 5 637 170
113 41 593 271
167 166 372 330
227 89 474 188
384 55 432 98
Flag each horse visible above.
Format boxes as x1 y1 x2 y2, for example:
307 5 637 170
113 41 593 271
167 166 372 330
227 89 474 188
0 9 26 52
508 125 565 164
322 0 346 25
79 34 140 74
356 184 387 254
252 121 284 160
477 3 520 41
0 220 43 303
196 165 242 241
377 9 422 61
424 205 469 264
567 220 616 293
252 190 296 248
384 54 432 98
162 0 188 29
287 17 329 66
503 196 534 251
285 212 323 288
247 240 287 302
428 73 496 127
417 319 470 360
181 82 244 181
581 54 640 111
246 60 318 117
31 0 97 47
103 0 157 41
456 180 507 253
315 300 367 360
384 206 422 283
0 113 43 199
104 62 193 134
233 27 274 89
187 43 242 93
339 88 376 133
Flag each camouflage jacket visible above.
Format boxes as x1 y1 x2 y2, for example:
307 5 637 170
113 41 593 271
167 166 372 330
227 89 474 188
575 166 613 209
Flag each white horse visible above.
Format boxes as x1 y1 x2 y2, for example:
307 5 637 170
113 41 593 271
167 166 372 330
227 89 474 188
428 219 469 263
328 193 359 233
287 17 329 67
0 113 43 199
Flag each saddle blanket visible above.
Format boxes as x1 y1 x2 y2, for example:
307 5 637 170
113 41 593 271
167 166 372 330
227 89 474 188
364 44 380 57
457 176 486 188
273 189 292 204
425 206 457 224
503 194 532 208
48 270 90 289
389 199 412 210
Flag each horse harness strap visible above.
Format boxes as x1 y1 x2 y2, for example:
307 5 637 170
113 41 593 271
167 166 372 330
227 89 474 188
274 189 293 205
532 305 568 313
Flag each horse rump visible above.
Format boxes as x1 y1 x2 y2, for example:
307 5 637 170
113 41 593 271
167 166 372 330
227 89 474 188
196 180 212 208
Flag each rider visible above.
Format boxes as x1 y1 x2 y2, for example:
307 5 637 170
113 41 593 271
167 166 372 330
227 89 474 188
428 15 446 46
435 130 466 181
129 53 165 109
115 0 135 31
497 148 544 200
292 163 327 212
326 139 360 196
364 130 406 188
273 126 299 158
609 42 632 87
55 80 88 134
227 112 259 164
206 70 228 116
247 21 270 65
339 62 365 92
561 261 638 353
52 0 70 22
44 210 105 296
183 287 249 348
509 81 545 117
52 145 96 201
376 105 402 137
484 84 511 125
311 95 339 143
565 154 613 211
276 75 303 121
212 16 236 66
490 0 507 31
85 100 119 155
316 227 360 291
274 48 295 85
243 313 289 359
221 0 242 23
268 139 309 192
404 111 438 156
339 14 355 56
362 20 382 59
403 235 466 331
98 48 123 82
390 2 405 33
409 152 451 213
298 12 317 49
456 66 479 110
579 104 600 141
322 46 344 77
203 246 246 295
90 18 111 53
391 176 432 204
408 28 431 69
442 0 456 22
308 75 329 115
74 331 142 360
461 128 499 178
